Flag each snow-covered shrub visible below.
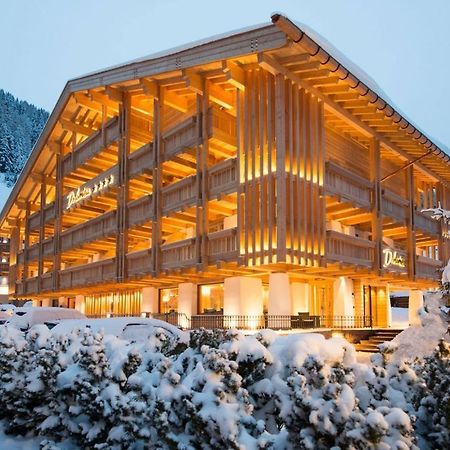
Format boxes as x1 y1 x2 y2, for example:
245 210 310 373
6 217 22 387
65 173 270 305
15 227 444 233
412 339 450 448
0 324 446 449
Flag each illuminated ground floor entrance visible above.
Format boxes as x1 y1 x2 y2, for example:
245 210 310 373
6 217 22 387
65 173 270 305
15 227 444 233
45 273 426 330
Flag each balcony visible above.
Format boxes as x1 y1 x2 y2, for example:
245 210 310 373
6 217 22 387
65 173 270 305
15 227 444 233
161 238 196 270
128 195 153 227
414 210 440 235
61 210 117 251
41 271 54 292
162 115 199 160
42 238 55 258
208 228 238 263
126 249 152 277
62 116 120 176
129 143 154 178
161 176 196 215
416 255 442 280
209 158 238 198
28 203 56 231
326 230 375 267
381 189 408 223
324 161 372 209
59 257 116 289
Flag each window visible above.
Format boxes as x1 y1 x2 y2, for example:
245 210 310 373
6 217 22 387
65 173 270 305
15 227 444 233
159 288 178 313
199 283 224 313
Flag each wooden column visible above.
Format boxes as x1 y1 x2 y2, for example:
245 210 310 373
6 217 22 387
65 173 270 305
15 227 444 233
37 180 46 292
7 220 19 296
370 138 382 272
152 89 162 276
236 87 245 265
200 81 209 269
274 73 287 263
22 202 31 283
53 145 64 291
405 166 416 279
116 93 130 282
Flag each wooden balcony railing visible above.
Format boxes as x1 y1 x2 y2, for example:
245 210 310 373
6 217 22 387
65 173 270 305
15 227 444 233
128 195 153 227
26 244 40 261
326 230 375 267
62 116 120 176
40 271 54 292
129 142 154 178
381 189 408 223
416 255 442 280
208 106 237 150
324 161 372 208
126 249 152 277
161 238 196 270
61 210 117 251
208 228 238 263
209 158 238 198
24 276 39 295
161 176 196 214
162 115 199 160
414 210 440 235
28 202 56 231
59 257 116 289
42 238 54 258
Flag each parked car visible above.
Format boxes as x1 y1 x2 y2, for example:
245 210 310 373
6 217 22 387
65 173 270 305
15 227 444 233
50 317 188 343
4 307 86 331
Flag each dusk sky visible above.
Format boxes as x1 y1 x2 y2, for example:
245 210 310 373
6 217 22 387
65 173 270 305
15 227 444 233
1 0 449 149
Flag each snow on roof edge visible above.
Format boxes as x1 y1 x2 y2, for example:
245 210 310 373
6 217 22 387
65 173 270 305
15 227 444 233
71 21 273 81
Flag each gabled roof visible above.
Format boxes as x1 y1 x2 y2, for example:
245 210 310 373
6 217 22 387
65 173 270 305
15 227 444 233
1 13 449 229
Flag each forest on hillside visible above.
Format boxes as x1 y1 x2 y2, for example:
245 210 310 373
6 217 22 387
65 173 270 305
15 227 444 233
0 89 48 187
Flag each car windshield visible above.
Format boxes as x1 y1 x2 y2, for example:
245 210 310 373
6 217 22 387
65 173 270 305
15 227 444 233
15 312 27 316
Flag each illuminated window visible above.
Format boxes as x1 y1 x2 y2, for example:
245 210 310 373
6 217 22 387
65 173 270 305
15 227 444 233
199 283 224 313
159 288 178 313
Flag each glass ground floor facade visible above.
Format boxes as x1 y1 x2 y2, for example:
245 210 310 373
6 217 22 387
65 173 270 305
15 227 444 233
37 273 425 330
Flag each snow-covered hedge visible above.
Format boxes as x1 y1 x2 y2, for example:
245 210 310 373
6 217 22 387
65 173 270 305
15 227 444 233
0 323 448 449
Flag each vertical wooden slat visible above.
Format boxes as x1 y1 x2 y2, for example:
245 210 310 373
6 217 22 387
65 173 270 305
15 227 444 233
275 73 287 263
370 138 382 272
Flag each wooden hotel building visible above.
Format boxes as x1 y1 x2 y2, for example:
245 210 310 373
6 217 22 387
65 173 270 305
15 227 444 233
1 14 449 329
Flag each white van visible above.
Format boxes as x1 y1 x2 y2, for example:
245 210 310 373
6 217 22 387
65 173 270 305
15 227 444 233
5 307 86 331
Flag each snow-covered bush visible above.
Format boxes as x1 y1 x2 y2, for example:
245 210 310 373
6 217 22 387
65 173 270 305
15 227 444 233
0 323 447 449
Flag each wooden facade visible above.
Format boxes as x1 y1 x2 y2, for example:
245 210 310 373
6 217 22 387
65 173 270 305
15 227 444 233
1 14 449 326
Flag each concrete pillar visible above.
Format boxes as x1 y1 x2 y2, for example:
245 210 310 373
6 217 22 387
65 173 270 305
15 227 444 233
58 296 68 308
178 283 197 317
409 289 424 326
142 287 158 314
268 273 291 315
224 277 263 316
41 298 52 307
291 282 310 314
332 277 354 316
74 295 85 315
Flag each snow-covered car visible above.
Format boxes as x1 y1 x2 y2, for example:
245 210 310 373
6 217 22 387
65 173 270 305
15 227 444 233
50 317 188 343
5 307 86 331
0 304 17 324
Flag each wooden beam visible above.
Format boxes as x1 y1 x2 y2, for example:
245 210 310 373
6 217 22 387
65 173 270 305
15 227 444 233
221 60 246 90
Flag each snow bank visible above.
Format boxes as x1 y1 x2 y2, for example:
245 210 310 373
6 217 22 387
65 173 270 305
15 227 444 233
391 307 409 329
391 291 449 362
0 318 448 448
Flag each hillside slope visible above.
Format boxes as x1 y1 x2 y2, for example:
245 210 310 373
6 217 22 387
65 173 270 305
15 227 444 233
0 89 48 209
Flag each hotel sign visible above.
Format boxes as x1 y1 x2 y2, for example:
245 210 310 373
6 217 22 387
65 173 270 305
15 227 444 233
65 174 115 210
382 247 406 269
